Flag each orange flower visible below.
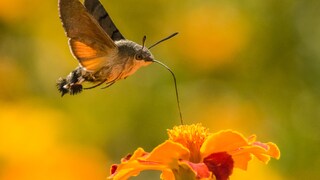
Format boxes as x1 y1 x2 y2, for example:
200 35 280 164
109 124 280 180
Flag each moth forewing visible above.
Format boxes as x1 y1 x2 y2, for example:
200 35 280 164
59 0 117 62
84 0 125 41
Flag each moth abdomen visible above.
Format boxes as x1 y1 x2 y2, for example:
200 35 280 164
57 68 84 97
56 77 69 97
57 77 84 96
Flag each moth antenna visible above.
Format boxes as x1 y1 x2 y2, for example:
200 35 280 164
149 32 178 49
152 59 183 125
142 35 147 50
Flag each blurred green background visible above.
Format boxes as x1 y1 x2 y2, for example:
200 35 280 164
0 0 319 179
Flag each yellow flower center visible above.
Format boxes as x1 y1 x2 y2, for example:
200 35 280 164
167 123 210 163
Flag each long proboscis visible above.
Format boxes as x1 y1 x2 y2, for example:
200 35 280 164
152 59 183 125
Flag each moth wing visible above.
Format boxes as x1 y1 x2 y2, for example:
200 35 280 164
59 0 118 71
84 0 125 41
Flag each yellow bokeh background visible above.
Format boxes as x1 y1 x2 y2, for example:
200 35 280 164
1 0 320 179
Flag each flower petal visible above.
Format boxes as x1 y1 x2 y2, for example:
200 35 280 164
200 130 249 159
203 152 234 180
261 142 280 160
181 160 212 179
230 140 280 170
109 148 150 179
247 134 257 144
200 130 280 172
231 153 253 170
125 147 146 161
161 169 176 180
146 140 190 166
109 141 190 180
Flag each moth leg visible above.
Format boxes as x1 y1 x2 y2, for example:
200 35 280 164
101 81 116 89
83 79 108 90
100 72 123 89
86 73 96 81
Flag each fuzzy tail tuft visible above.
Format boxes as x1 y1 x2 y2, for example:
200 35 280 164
57 78 69 97
70 84 83 95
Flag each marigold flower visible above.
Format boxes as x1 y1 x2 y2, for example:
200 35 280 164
109 124 280 180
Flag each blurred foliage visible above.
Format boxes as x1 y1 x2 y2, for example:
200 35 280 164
0 0 319 179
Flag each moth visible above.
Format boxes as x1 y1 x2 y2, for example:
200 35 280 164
57 0 183 123
57 0 178 96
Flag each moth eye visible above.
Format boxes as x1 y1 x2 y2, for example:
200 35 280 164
136 54 143 60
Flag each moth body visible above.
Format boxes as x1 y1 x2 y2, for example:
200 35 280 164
57 0 156 96
57 38 154 96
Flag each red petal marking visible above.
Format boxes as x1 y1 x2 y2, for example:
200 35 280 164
203 152 234 180
110 164 118 175
121 154 132 162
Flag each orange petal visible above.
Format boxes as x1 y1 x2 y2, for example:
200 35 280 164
146 140 190 167
200 130 280 172
230 141 280 169
247 134 257 144
109 159 172 180
128 147 148 161
109 141 190 180
200 130 249 159
109 148 149 179
231 153 253 170
161 169 176 180
265 142 281 159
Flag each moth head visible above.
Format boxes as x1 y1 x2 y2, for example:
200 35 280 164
134 35 154 62
134 48 154 62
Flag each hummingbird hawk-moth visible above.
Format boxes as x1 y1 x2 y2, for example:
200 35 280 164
57 0 178 96
57 0 183 123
